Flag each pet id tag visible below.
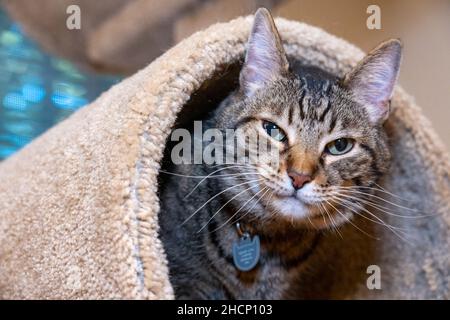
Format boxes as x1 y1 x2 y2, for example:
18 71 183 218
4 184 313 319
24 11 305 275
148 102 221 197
232 232 260 272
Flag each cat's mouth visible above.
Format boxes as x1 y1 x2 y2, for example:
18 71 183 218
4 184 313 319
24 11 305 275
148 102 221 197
266 186 352 229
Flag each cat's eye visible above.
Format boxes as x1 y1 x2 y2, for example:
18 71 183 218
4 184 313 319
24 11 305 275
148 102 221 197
262 121 287 142
325 138 354 155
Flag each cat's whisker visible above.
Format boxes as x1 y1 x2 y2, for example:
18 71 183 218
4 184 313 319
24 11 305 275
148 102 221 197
329 187 408 211
329 192 409 226
161 171 259 180
324 199 380 240
338 198 409 233
336 185 412 202
328 189 436 219
207 164 259 172
235 188 274 225
212 187 271 234
244 189 275 224
319 202 343 239
374 182 414 202
159 168 254 179
197 182 264 233
208 163 254 168
320 205 327 227
182 178 262 225
329 195 411 243
184 164 261 199
347 195 425 220
185 161 275 200
318 202 330 231
265 205 280 224
329 194 409 233
325 205 342 237
306 209 316 230
329 187 431 215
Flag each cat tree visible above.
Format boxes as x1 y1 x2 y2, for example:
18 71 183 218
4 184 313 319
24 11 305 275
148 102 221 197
0 16 448 299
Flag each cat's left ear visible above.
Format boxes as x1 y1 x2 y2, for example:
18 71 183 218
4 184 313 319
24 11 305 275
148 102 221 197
240 8 289 97
343 39 402 124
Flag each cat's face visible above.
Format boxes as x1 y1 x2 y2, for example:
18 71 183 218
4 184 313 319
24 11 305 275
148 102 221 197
224 77 391 229
214 9 401 229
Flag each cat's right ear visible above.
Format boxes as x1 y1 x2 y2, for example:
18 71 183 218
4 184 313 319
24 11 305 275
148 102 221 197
239 8 289 97
343 39 402 124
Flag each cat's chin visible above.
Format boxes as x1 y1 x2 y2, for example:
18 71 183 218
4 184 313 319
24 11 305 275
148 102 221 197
270 194 352 230
271 195 311 219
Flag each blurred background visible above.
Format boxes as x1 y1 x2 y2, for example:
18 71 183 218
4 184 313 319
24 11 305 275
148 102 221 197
0 0 448 160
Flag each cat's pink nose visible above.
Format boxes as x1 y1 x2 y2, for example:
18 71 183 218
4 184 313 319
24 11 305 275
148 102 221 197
288 171 311 190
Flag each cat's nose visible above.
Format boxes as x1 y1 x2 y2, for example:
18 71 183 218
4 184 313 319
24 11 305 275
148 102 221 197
288 170 311 190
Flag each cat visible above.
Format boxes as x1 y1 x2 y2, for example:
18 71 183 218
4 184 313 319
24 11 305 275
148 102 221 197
158 8 402 299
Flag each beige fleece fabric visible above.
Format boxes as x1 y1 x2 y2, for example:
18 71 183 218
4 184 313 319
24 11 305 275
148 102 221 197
0 16 449 299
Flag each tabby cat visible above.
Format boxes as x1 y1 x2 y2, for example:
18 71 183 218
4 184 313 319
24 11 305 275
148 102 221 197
159 8 402 299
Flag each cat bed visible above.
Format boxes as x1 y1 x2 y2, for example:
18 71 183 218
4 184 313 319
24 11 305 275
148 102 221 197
0 15 449 299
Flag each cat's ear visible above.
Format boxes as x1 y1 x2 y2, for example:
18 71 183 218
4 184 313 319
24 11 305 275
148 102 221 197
343 39 402 123
239 8 289 97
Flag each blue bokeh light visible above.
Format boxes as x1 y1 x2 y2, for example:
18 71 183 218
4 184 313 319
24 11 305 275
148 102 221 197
0 9 121 160
51 93 88 109
21 84 45 102
3 92 27 110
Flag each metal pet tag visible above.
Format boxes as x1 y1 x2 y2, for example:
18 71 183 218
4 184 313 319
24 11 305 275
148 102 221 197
232 233 260 272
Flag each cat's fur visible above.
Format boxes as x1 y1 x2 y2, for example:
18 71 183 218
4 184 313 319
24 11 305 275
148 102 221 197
159 8 402 299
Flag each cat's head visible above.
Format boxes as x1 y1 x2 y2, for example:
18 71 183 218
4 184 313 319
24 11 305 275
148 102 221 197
214 8 401 229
